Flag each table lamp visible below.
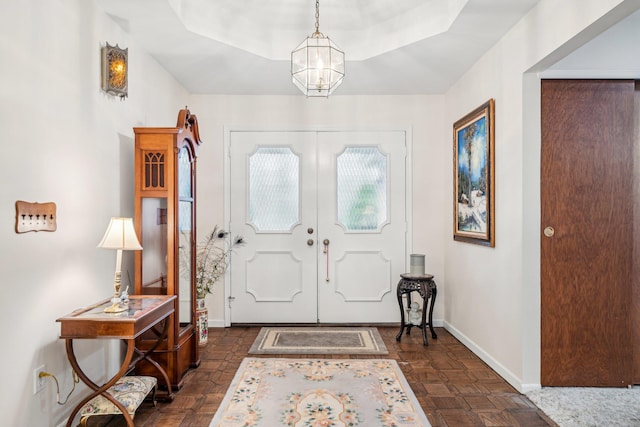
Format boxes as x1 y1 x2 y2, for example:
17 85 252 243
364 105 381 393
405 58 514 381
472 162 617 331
97 217 143 313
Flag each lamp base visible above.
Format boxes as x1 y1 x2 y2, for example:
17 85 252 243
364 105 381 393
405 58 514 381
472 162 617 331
104 300 127 313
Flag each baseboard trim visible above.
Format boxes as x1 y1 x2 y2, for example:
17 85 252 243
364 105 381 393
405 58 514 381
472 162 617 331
444 321 529 393
210 319 446 328
208 318 226 328
521 383 542 393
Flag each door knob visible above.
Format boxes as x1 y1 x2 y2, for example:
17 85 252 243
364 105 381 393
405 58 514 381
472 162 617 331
307 228 314 234
307 239 314 246
543 226 555 237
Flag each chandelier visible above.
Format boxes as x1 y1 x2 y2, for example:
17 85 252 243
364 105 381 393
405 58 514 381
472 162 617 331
291 0 345 97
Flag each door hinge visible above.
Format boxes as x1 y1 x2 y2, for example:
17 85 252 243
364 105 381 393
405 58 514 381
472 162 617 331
228 296 236 308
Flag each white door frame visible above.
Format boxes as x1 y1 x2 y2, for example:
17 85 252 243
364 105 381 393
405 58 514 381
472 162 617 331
222 125 413 326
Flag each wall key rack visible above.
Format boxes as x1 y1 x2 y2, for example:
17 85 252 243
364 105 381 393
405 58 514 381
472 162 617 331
15 201 57 233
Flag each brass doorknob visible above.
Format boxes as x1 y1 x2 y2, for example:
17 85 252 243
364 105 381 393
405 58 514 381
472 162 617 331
543 226 555 237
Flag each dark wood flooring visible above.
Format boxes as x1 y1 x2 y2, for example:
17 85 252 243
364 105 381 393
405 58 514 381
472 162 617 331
88 326 557 427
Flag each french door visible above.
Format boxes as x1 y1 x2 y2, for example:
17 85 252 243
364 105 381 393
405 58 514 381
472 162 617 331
227 130 408 323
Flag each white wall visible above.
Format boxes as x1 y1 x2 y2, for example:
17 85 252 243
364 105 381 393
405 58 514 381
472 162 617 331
444 0 640 391
188 95 447 325
4 1 640 424
0 1 189 425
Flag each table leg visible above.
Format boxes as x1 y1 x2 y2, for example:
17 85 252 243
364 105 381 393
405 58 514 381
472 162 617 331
132 317 175 401
395 281 405 341
65 338 136 427
428 286 438 339
420 298 428 345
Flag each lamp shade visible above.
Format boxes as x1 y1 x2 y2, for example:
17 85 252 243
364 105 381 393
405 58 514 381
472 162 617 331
97 217 142 250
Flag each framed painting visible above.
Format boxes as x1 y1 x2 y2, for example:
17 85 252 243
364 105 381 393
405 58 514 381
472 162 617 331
453 99 495 247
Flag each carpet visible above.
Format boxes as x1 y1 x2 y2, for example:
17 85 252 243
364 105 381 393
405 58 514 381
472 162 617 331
248 327 388 355
526 387 640 427
208 357 431 427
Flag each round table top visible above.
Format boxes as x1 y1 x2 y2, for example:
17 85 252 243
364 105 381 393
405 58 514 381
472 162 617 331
400 273 434 280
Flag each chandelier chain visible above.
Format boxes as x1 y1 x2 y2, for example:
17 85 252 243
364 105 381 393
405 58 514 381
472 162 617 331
315 0 320 34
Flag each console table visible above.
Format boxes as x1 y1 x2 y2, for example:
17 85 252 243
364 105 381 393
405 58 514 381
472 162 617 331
395 273 437 345
57 295 175 427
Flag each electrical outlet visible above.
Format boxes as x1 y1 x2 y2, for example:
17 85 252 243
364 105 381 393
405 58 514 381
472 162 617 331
33 365 46 394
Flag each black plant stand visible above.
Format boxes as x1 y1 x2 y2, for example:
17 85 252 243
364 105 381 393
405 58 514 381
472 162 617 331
395 273 437 345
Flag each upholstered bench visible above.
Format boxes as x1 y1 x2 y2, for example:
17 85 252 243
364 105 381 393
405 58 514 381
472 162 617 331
79 376 157 426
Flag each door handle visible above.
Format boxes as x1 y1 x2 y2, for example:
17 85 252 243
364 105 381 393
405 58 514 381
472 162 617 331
307 239 314 246
543 226 555 237
323 239 330 282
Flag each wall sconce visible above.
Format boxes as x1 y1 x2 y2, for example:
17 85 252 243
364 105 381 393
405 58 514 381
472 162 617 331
101 42 128 99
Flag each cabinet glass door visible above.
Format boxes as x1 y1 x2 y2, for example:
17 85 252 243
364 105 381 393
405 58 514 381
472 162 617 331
177 147 194 326
141 197 168 295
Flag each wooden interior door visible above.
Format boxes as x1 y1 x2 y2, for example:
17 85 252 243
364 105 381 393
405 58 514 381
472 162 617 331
541 79 636 386
634 82 640 384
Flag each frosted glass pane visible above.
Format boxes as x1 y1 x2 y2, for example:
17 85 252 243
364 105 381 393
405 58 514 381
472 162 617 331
179 200 192 231
249 147 300 231
178 147 191 198
337 147 387 231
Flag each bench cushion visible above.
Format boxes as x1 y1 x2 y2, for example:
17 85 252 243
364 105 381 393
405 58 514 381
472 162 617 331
79 376 157 417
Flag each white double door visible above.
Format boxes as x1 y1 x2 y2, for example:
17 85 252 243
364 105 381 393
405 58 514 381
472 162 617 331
228 130 407 323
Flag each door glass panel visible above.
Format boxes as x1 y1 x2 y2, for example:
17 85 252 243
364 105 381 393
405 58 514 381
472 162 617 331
141 198 168 295
178 147 192 198
178 200 192 325
336 146 388 231
248 147 300 232
177 145 193 327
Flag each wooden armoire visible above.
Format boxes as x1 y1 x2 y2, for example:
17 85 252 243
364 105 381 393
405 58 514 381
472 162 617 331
133 108 202 389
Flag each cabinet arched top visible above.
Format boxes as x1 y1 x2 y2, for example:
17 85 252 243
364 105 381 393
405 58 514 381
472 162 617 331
134 108 203 159
176 108 202 159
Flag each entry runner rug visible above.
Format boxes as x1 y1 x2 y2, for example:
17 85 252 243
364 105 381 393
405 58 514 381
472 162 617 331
208 357 431 427
248 327 388 355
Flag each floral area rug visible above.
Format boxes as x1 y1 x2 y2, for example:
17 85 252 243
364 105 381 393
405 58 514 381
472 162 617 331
248 327 388 355
208 358 431 427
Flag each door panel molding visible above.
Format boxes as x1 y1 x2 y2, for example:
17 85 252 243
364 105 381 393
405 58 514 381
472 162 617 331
245 250 304 302
334 250 392 301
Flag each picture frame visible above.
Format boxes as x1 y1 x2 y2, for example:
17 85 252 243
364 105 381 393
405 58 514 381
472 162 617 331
453 99 495 247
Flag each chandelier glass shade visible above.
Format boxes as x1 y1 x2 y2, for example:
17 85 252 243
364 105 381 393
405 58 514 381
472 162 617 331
291 1 344 97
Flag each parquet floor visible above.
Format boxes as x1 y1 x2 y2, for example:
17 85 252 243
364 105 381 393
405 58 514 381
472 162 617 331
90 326 557 427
